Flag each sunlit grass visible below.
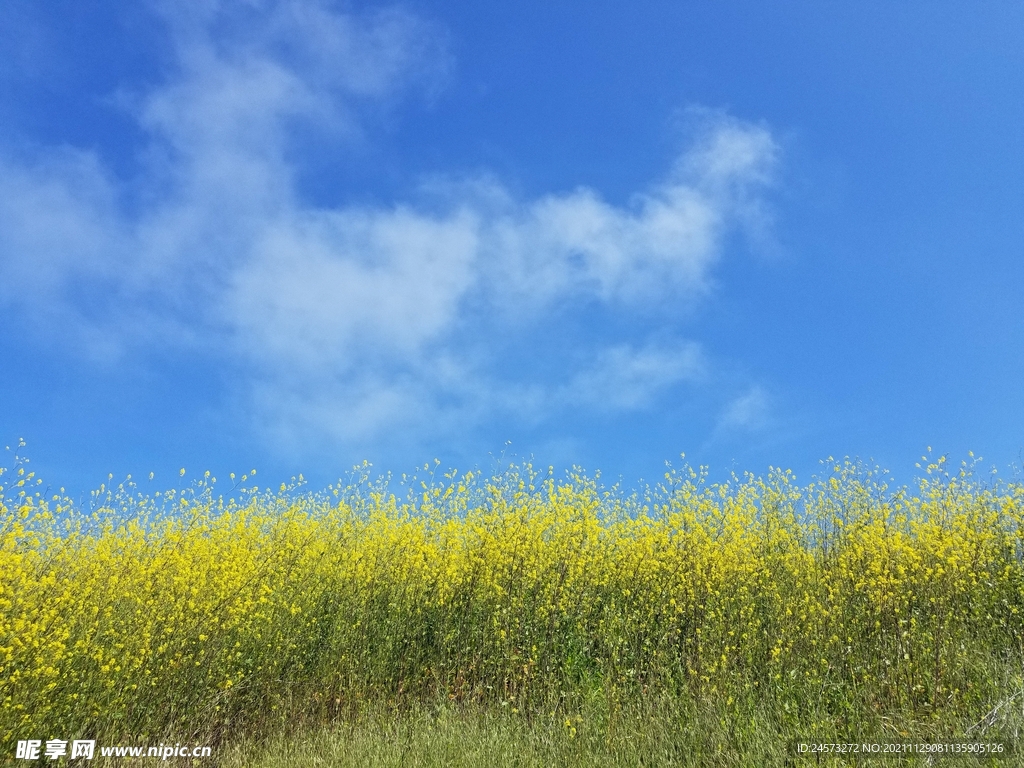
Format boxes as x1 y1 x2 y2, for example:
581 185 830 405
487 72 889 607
2 449 1023 763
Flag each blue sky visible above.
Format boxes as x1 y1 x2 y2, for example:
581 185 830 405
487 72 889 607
1 1 1022 495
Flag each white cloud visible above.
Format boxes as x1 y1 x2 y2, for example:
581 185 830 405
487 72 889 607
478 119 776 311
228 206 481 370
0 0 779 452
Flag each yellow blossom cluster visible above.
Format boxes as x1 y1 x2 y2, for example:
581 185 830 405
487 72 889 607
1 455 1022 748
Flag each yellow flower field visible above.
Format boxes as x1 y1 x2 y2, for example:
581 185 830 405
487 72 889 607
2 453 1023 758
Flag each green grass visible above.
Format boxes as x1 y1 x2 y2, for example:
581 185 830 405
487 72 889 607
220 692 1024 767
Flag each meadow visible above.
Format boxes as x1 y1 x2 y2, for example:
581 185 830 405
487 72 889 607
2 450 1023 765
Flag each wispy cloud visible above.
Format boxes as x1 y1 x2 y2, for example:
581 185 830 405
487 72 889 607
565 342 706 410
0 0 779 454
717 385 772 432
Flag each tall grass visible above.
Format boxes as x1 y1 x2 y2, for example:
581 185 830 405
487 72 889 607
2 452 1023 760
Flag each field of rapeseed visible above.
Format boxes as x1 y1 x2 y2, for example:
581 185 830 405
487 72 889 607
2 448 1023 763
